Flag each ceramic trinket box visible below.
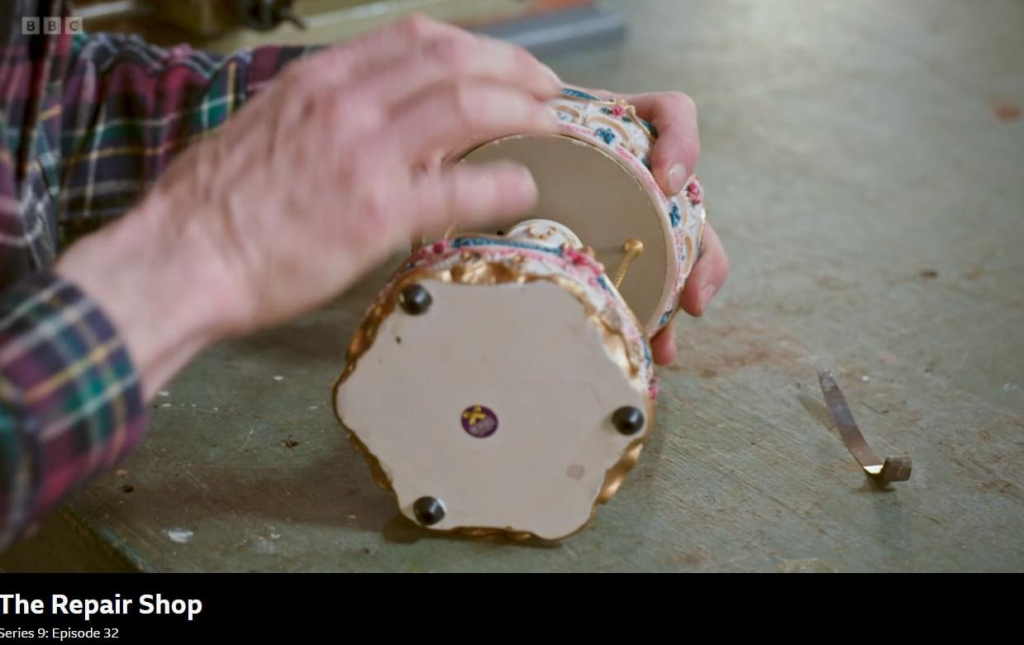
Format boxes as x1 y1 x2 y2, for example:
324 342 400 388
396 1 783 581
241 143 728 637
333 89 707 540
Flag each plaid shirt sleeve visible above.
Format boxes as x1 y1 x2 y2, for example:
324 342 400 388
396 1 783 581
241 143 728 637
0 271 145 548
0 0 316 549
59 31 314 226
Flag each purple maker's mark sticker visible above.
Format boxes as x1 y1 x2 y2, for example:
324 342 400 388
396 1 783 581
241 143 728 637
461 405 498 438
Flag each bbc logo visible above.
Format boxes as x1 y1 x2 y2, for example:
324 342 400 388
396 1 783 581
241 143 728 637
22 17 84 35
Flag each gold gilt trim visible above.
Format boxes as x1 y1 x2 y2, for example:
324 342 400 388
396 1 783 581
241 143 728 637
332 251 656 542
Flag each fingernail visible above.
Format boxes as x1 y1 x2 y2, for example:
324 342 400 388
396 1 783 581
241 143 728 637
699 284 717 311
668 163 687 195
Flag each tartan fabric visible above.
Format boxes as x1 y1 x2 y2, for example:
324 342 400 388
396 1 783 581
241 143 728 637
0 271 143 548
0 0 311 548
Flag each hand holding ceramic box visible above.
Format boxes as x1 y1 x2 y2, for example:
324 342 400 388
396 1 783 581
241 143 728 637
333 89 708 540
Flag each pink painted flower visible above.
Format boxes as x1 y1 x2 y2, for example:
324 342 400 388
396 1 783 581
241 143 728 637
611 105 626 117
562 247 592 268
686 178 703 205
562 247 606 279
432 240 448 254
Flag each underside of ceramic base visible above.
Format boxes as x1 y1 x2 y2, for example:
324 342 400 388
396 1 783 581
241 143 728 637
334 278 650 540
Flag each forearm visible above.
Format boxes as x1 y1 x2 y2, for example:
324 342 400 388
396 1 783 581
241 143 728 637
54 193 230 400
0 196 207 544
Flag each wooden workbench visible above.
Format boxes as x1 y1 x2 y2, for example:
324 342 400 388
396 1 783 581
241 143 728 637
2 0 1022 572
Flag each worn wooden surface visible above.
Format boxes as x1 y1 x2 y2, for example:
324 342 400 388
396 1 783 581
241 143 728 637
4 0 1023 572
